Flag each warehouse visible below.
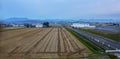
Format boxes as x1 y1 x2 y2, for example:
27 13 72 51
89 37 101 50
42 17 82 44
35 24 43 28
71 23 96 28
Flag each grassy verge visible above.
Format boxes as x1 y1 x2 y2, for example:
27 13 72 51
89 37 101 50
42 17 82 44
0 28 24 32
65 28 104 53
79 28 120 41
107 54 118 59
65 28 118 59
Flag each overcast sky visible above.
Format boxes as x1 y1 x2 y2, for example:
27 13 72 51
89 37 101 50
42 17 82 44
0 0 120 20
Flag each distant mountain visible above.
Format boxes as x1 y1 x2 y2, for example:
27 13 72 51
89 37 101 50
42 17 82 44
6 18 29 21
76 19 120 23
1 17 120 24
1 18 73 24
1 18 44 24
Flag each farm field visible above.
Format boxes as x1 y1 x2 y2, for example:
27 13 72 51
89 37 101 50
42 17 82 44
0 28 91 59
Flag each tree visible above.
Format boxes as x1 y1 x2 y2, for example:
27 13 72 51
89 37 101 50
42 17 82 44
43 22 49 27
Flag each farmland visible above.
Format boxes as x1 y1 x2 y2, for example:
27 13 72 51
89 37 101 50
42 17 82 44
0 28 91 59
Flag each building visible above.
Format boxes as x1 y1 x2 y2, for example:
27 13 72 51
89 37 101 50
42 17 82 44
35 24 43 28
71 23 96 28
0 24 6 28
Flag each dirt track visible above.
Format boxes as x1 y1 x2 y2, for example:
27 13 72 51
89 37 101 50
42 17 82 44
0 28 91 59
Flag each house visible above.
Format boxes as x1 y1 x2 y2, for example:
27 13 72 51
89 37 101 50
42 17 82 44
11 24 19 27
0 24 6 28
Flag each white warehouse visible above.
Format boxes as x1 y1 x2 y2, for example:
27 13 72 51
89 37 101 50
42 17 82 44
35 24 43 28
71 23 96 28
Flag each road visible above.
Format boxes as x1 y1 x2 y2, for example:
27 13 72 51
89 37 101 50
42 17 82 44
95 26 120 33
67 27 120 50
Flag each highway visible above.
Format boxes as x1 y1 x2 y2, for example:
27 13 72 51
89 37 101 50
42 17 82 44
66 27 120 50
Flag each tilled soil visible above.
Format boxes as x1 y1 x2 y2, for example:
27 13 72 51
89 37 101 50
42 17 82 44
0 28 91 59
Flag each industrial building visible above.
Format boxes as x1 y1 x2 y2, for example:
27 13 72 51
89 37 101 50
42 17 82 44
35 24 43 28
71 23 96 28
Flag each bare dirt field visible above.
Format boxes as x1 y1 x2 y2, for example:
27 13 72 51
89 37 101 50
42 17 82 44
0 28 91 59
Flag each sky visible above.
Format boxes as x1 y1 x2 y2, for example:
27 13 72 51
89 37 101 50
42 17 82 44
0 0 120 20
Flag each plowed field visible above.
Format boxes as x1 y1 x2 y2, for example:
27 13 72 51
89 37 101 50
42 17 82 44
0 28 91 59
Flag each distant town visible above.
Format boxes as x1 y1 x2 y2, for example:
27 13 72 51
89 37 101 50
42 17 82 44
0 19 120 33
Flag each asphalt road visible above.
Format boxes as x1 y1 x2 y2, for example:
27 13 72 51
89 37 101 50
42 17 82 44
95 26 120 33
67 27 120 50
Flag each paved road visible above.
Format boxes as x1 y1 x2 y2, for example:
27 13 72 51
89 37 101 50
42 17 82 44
95 26 120 33
67 27 120 50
